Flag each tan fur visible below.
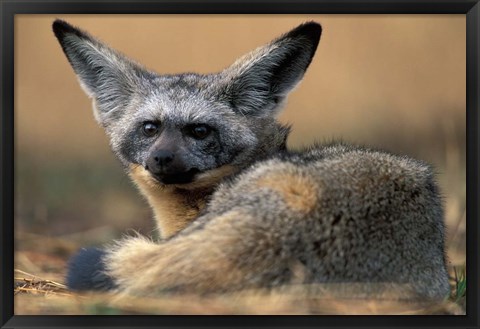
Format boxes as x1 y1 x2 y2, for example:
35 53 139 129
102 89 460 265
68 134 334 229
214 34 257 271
106 210 260 295
184 165 239 190
128 164 206 238
256 173 318 214
128 164 239 238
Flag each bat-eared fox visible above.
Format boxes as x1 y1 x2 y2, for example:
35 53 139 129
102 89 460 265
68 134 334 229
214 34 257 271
53 20 450 300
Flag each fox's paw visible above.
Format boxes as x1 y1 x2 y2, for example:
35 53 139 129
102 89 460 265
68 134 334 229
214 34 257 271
66 247 117 291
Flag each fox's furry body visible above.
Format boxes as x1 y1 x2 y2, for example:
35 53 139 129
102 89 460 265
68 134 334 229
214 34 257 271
53 20 450 300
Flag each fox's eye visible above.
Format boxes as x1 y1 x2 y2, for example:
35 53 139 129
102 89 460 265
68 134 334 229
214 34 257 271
142 122 159 137
191 125 211 140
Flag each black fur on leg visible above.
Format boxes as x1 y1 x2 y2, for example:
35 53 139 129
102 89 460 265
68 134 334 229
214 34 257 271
66 247 117 291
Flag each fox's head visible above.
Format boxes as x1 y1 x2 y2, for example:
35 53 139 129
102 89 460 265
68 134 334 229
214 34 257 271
53 20 321 189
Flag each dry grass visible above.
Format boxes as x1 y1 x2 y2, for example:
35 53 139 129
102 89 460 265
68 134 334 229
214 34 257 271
14 269 72 297
13 265 466 315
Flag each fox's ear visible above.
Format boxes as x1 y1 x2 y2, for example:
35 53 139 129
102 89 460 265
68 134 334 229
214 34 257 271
52 20 149 125
221 22 321 117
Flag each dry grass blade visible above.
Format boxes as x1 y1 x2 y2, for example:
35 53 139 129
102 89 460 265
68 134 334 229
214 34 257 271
14 269 77 297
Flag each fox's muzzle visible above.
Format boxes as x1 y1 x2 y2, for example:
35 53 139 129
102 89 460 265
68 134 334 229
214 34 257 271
145 149 199 185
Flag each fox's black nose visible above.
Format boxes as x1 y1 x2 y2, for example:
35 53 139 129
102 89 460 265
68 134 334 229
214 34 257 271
145 149 198 184
154 150 174 166
145 149 179 175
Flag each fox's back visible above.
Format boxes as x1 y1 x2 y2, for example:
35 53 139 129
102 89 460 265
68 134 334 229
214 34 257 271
200 143 450 299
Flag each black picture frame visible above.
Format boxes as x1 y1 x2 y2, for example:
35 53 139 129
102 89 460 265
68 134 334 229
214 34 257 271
1 1 479 328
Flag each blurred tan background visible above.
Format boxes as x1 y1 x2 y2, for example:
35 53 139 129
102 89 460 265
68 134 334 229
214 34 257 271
15 15 465 275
